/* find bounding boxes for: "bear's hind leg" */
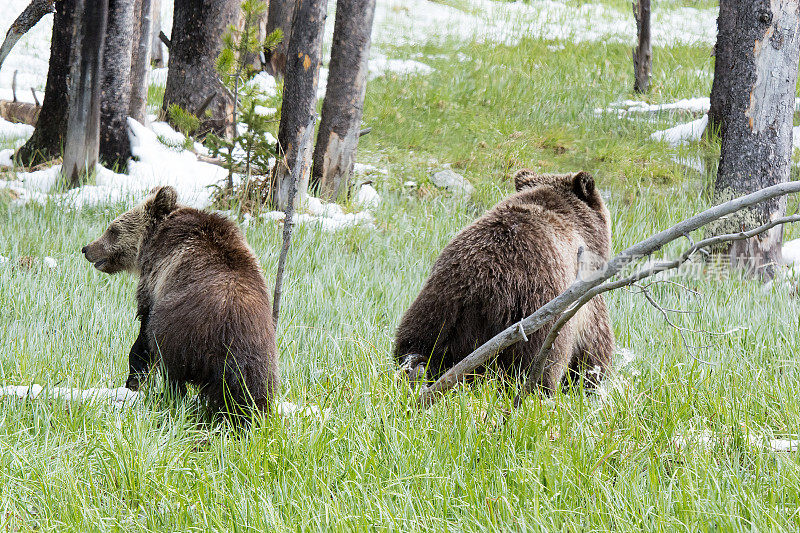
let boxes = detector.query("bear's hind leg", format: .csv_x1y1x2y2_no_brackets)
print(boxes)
570,299,614,390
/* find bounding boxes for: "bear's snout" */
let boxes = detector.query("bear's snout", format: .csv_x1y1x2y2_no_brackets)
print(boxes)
81,246,87,255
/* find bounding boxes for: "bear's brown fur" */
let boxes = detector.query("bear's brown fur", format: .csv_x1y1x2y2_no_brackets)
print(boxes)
394,170,615,391
82,186,279,414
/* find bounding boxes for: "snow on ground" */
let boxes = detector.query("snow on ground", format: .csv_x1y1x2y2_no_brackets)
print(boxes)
1,119,380,231
371,0,716,48
1,0,717,108
0,384,326,419
598,98,711,118
0,117,34,142
650,115,708,147
0,385,139,409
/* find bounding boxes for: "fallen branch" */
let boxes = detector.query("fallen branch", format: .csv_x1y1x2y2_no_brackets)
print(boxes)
417,181,800,408
0,99,40,124
272,113,317,325
0,0,55,72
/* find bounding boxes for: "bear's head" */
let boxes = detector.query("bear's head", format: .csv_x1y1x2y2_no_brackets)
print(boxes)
81,186,178,274
512,169,611,258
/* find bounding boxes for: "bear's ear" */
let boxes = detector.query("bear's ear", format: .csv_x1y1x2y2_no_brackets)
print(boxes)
149,186,178,218
571,171,595,202
514,169,540,191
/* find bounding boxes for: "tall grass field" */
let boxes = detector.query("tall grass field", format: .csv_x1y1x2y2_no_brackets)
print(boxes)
4,0,800,530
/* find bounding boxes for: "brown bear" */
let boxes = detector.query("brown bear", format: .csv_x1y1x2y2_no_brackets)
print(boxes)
394,170,615,392
82,186,279,414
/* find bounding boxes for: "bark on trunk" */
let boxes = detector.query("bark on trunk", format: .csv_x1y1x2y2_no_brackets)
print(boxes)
632,0,651,93
270,0,326,209
263,0,296,78
0,0,56,72
62,0,108,188
712,0,800,280
162,0,238,137
129,0,153,124
708,1,738,137
99,0,135,169
15,0,75,165
311,0,376,200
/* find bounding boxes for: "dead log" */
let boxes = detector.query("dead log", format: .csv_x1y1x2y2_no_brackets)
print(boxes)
417,180,800,408
0,0,55,73
0,100,40,125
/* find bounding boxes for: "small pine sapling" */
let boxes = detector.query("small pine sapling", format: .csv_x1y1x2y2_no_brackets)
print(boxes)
207,0,282,211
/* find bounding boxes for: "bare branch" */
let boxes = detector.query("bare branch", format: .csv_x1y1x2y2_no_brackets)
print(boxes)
417,181,800,408
272,113,317,325
0,0,55,73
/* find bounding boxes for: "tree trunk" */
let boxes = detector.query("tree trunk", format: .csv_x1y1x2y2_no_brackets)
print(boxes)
711,0,800,280
707,1,738,138
99,0,135,169
311,0,376,200
62,0,108,188
270,0,326,209
0,0,56,72
15,0,75,166
150,0,164,67
129,0,153,124
263,0,295,78
632,0,651,93
163,0,238,137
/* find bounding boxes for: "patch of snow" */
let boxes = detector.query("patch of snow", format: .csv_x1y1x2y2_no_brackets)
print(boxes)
615,348,637,369
42,256,57,269
149,67,169,86
0,385,140,409
0,117,35,141
431,169,474,197
355,184,381,208
0,255,8,265
3,119,228,209
276,401,329,419
0,149,13,168
673,428,800,453
354,163,388,176
650,115,708,147
250,72,279,99
369,0,716,48
368,53,434,79
254,105,277,116
598,97,710,118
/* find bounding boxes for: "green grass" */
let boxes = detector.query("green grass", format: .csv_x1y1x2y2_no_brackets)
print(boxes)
7,0,800,530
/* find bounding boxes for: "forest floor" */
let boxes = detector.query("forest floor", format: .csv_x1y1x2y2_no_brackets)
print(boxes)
5,0,800,531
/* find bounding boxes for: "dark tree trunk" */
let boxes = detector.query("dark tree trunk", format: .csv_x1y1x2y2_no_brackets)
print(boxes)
632,0,651,93
311,0,376,200
270,0,326,209
129,0,153,124
150,0,164,67
708,1,738,138
99,0,135,169
62,0,108,188
0,0,56,72
263,0,295,78
712,0,800,280
163,0,238,136
15,0,75,166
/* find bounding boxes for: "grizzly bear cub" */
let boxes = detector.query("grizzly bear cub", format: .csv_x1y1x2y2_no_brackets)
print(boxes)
82,186,279,414
394,170,615,392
